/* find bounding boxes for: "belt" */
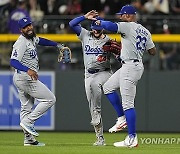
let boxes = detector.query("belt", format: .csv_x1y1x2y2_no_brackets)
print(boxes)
121,59,139,64
87,68,110,74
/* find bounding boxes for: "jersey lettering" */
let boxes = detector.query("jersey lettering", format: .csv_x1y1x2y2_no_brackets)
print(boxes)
136,35,147,52
84,45,103,55
29,50,37,59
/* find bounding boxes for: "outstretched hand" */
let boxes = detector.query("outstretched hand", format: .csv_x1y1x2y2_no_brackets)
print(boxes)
84,10,98,20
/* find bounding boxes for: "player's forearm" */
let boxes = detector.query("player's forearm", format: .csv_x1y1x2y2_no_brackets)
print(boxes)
69,16,85,26
69,16,85,35
38,37,58,46
10,59,29,72
100,21,118,33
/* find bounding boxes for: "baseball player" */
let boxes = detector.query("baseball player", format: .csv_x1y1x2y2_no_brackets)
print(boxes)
95,5,156,147
69,10,124,146
10,17,67,146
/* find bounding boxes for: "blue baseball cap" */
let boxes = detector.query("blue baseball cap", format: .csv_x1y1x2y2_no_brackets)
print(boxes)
91,17,104,30
18,17,32,29
116,5,136,15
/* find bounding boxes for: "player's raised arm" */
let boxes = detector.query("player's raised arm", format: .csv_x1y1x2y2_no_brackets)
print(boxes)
69,10,98,36
38,37,58,46
69,16,83,36
96,20,118,33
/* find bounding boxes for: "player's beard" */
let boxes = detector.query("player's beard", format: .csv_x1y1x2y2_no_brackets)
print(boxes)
23,30,36,40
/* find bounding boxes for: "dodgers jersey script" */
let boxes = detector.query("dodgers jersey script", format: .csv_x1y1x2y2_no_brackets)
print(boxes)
78,28,111,70
117,22,155,61
11,35,40,72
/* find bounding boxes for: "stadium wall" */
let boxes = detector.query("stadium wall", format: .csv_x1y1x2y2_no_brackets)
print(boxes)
0,34,179,132
55,70,180,132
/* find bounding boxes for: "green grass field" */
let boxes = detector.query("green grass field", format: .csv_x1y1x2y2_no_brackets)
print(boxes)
0,131,179,154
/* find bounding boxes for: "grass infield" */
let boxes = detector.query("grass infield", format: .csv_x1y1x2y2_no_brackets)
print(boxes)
0,131,179,154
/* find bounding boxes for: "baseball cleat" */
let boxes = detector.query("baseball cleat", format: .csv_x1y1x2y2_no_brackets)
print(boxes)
20,122,39,137
24,140,45,146
109,116,127,133
93,136,106,146
114,134,138,148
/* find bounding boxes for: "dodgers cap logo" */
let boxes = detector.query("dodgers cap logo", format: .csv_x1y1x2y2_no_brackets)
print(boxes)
91,16,104,30
18,17,32,29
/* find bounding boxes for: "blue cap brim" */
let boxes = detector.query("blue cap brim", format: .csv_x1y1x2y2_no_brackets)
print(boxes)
21,22,32,28
116,12,122,15
116,12,136,15
91,25,103,30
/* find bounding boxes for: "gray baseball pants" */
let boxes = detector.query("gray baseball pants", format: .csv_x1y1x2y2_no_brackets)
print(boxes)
103,61,144,111
85,70,112,138
13,72,56,126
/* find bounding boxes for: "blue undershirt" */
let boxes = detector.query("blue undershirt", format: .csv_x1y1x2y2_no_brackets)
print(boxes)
69,16,85,36
100,20,118,33
38,37,58,46
10,59,29,72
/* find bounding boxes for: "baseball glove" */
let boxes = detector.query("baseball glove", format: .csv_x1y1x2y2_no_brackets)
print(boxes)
57,44,71,63
102,39,121,55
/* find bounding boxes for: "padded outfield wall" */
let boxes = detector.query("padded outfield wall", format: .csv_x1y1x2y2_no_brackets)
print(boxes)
55,70,180,132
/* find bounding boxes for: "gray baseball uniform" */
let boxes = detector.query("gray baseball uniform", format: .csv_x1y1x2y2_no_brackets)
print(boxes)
11,35,56,126
79,28,112,138
103,22,155,110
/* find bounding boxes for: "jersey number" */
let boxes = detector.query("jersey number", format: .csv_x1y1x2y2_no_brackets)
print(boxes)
136,35,147,52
